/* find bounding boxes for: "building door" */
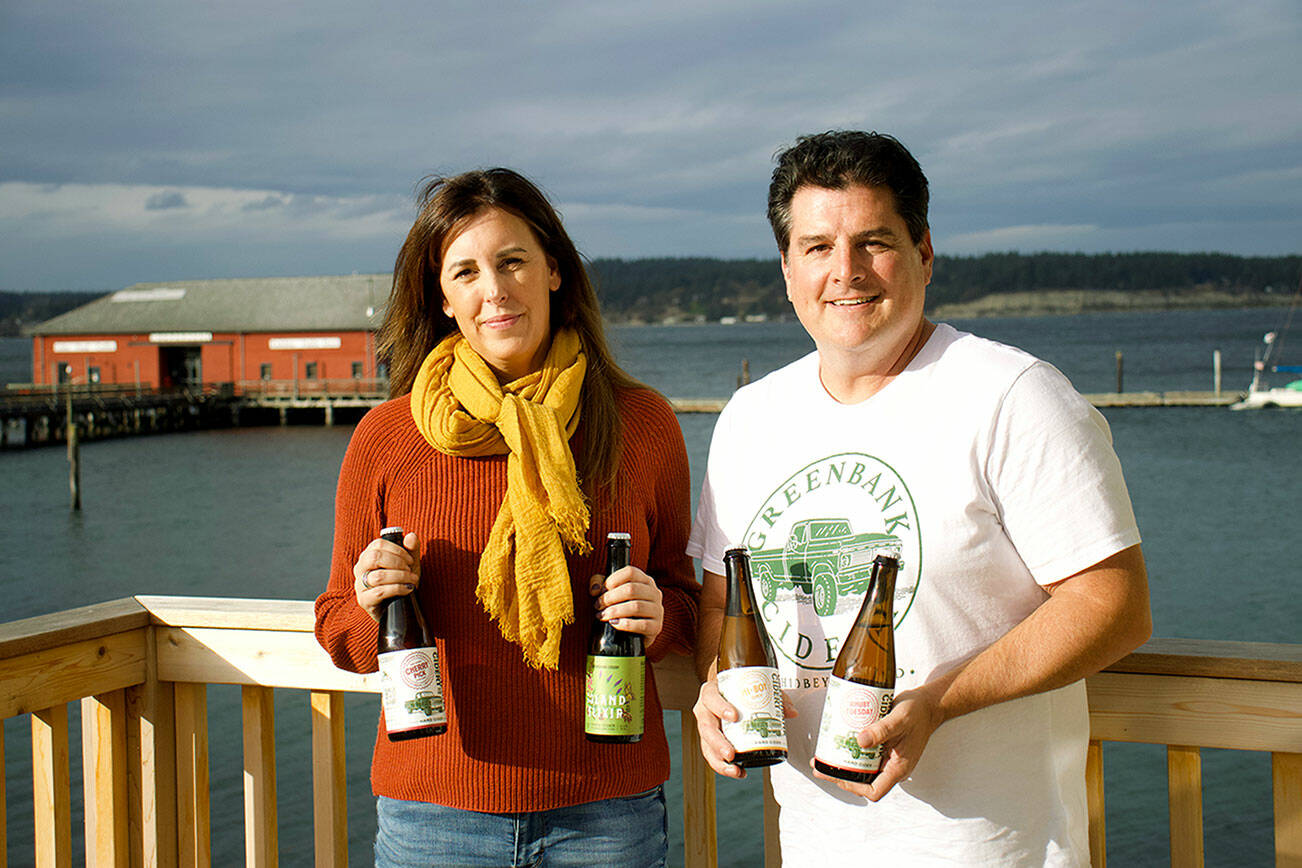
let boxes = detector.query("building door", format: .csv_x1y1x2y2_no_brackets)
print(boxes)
160,347,202,389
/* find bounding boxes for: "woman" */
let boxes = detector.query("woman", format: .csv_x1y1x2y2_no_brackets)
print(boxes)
314,168,699,867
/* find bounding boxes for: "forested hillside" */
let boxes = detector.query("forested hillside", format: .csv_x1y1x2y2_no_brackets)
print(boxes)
0,290,105,337
589,252,1300,322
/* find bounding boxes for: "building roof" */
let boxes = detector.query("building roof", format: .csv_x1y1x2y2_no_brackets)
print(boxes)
30,274,393,335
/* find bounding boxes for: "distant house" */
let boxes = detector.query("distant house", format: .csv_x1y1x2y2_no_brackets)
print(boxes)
27,274,391,389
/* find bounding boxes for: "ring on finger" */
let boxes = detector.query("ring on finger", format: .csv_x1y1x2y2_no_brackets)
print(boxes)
361,570,374,590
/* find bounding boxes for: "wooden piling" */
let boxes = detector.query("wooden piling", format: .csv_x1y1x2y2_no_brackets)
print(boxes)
66,391,81,512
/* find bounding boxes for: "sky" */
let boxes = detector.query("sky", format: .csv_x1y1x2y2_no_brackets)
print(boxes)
1,0,1299,292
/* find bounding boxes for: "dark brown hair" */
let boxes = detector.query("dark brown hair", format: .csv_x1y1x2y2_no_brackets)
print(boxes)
377,168,642,490
768,130,930,252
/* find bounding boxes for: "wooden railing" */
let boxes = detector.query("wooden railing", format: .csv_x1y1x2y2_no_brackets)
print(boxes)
0,597,1298,867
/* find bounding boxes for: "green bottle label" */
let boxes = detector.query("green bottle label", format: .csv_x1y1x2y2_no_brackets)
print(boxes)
584,654,645,736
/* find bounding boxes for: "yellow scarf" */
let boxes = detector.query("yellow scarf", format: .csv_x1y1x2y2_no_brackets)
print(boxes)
410,329,591,669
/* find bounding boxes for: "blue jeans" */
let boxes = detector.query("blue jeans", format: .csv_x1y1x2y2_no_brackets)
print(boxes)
374,787,668,867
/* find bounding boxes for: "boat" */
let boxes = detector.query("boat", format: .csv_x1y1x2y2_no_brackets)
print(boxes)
1231,332,1302,409
1232,277,1302,410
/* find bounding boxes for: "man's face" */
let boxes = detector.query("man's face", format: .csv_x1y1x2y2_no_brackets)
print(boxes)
781,183,933,368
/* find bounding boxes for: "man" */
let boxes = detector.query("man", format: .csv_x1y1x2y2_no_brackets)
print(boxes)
689,131,1151,866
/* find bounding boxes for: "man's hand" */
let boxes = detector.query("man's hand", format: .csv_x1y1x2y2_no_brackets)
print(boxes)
811,545,1150,799
693,678,749,779
694,677,798,780
811,680,946,800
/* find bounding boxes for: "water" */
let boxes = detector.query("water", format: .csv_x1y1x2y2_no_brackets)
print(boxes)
1,307,1299,865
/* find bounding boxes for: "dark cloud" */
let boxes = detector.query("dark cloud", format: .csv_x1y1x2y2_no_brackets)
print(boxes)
242,195,286,212
145,191,189,210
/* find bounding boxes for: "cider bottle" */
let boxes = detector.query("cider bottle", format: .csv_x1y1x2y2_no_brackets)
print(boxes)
585,532,645,743
813,553,898,783
716,546,787,767
376,526,447,740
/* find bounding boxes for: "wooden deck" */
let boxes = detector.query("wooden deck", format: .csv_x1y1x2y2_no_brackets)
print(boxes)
0,596,1298,867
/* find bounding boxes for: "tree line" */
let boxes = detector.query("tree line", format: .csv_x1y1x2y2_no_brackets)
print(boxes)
2,252,1297,334
588,252,1300,322
0,290,103,337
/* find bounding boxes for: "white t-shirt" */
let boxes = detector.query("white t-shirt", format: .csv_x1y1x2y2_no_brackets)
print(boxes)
688,324,1140,867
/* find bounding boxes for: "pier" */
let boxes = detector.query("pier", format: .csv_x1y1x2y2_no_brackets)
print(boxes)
0,380,388,450
670,391,1242,413
0,596,1297,866
1,383,1249,450
0,384,236,450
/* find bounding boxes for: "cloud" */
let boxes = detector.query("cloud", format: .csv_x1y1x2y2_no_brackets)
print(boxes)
0,181,410,239
944,224,1103,253
145,191,188,210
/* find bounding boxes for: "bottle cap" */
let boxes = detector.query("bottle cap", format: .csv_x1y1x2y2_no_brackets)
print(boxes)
380,526,404,543
606,532,631,541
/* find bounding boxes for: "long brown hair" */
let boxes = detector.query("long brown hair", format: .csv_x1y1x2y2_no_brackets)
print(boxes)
377,168,643,491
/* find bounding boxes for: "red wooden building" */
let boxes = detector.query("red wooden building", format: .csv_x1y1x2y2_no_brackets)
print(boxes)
28,275,391,390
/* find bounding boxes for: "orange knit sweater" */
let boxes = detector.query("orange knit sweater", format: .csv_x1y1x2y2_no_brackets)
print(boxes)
314,387,699,812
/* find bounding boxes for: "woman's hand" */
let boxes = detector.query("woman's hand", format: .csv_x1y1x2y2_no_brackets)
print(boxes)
352,531,421,622
590,565,663,645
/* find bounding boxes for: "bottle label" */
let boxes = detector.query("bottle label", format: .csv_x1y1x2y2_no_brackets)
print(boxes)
718,665,786,753
584,654,645,736
814,676,893,773
378,646,446,733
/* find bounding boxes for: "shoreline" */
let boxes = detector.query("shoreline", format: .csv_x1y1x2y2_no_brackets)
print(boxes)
929,289,1295,320
604,291,1295,327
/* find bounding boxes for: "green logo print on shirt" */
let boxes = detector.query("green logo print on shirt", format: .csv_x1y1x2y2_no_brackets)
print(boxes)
741,452,922,674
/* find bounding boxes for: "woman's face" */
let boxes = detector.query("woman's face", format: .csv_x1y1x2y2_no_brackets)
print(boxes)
439,207,560,382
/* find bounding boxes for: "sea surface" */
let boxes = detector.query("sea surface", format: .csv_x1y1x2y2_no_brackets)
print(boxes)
1,307,1299,866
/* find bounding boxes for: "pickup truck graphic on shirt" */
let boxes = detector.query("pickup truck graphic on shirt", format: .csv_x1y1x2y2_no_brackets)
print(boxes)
749,518,901,616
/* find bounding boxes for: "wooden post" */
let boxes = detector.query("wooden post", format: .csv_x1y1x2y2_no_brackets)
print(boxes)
1275,752,1302,868
128,651,179,868
33,705,73,868
1114,350,1124,394
1167,745,1205,867
66,389,81,512
737,358,751,390
1,721,7,865
678,710,717,868
174,683,211,868
1087,739,1106,868
82,691,131,867
763,770,781,868
310,692,348,868
1213,350,1222,396
241,686,278,868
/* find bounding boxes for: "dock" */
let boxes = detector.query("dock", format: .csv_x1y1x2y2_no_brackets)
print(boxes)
667,391,1242,413
0,386,1247,449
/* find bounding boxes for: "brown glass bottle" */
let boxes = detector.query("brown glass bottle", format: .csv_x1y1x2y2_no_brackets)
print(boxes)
584,532,645,743
813,554,898,783
716,546,787,768
377,526,447,740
